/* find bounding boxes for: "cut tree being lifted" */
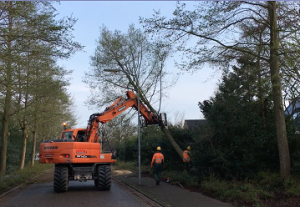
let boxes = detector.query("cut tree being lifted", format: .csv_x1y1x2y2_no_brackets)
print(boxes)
39,91,166,192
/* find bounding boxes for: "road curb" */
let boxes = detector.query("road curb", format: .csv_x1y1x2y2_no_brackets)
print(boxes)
113,176,168,207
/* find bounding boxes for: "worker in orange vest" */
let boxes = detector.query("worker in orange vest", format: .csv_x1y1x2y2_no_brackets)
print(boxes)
183,146,192,172
151,146,165,185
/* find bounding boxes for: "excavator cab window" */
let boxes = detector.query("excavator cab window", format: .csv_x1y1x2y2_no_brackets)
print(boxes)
76,130,86,142
62,132,73,140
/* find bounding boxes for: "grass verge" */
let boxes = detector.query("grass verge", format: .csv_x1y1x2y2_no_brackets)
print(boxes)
178,172,300,207
0,162,53,194
112,161,137,171
114,161,300,207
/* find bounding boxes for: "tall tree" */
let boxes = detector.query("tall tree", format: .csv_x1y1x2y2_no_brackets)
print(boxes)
141,1,300,179
198,56,277,179
84,24,184,158
0,1,18,175
268,1,290,178
0,1,82,174
28,59,75,167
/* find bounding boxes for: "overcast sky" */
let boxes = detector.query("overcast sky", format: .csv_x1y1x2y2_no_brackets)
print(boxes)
55,1,220,128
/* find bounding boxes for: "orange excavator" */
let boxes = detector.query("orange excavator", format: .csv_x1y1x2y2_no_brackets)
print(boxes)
39,91,164,192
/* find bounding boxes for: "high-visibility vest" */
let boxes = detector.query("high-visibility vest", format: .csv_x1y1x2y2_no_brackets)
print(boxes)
183,150,190,162
154,153,163,163
151,152,164,167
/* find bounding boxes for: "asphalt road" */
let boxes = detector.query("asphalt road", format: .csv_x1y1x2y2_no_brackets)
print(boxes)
0,168,233,207
0,180,147,207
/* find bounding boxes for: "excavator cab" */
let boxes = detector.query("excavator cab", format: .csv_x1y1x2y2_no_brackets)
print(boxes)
60,128,86,142
61,131,73,141
75,130,86,142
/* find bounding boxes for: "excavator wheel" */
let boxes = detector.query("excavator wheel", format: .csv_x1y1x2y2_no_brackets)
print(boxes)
54,165,68,192
96,165,111,190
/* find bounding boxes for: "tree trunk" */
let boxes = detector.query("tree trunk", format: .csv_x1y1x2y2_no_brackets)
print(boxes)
256,30,265,127
0,6,13,175
19,61,31,170
0,98,11,175
19,126,28,170
268,1,291,179
30,123,37,167
139,92,184,158
160,125,183,159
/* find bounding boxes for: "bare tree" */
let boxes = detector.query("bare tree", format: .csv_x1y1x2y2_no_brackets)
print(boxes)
85,24,184,158
101,114,136,150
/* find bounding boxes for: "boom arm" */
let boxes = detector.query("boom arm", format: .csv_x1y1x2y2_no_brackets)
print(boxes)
85,91,160,143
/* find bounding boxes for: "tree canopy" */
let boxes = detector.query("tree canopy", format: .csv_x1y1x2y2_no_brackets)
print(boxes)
0,1,83,174
85,24,185,158
140,0,300,179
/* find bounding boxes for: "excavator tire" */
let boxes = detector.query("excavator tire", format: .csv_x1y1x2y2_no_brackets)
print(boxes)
97,165,111,190
54,165,68,192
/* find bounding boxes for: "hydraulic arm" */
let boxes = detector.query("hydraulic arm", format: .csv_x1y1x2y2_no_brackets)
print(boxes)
85,91,160,143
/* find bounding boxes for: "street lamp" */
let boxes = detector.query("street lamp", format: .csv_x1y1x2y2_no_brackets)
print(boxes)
137,74,141,186
103,69,142,185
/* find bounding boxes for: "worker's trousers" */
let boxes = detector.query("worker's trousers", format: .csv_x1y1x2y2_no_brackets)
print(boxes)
153,163,163,181
184,161,192,172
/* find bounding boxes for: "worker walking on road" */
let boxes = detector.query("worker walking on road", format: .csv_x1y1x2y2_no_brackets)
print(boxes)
151,146,165,185
183,146,192,172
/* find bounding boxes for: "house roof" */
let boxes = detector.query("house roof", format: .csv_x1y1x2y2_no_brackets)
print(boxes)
183,119,207,130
